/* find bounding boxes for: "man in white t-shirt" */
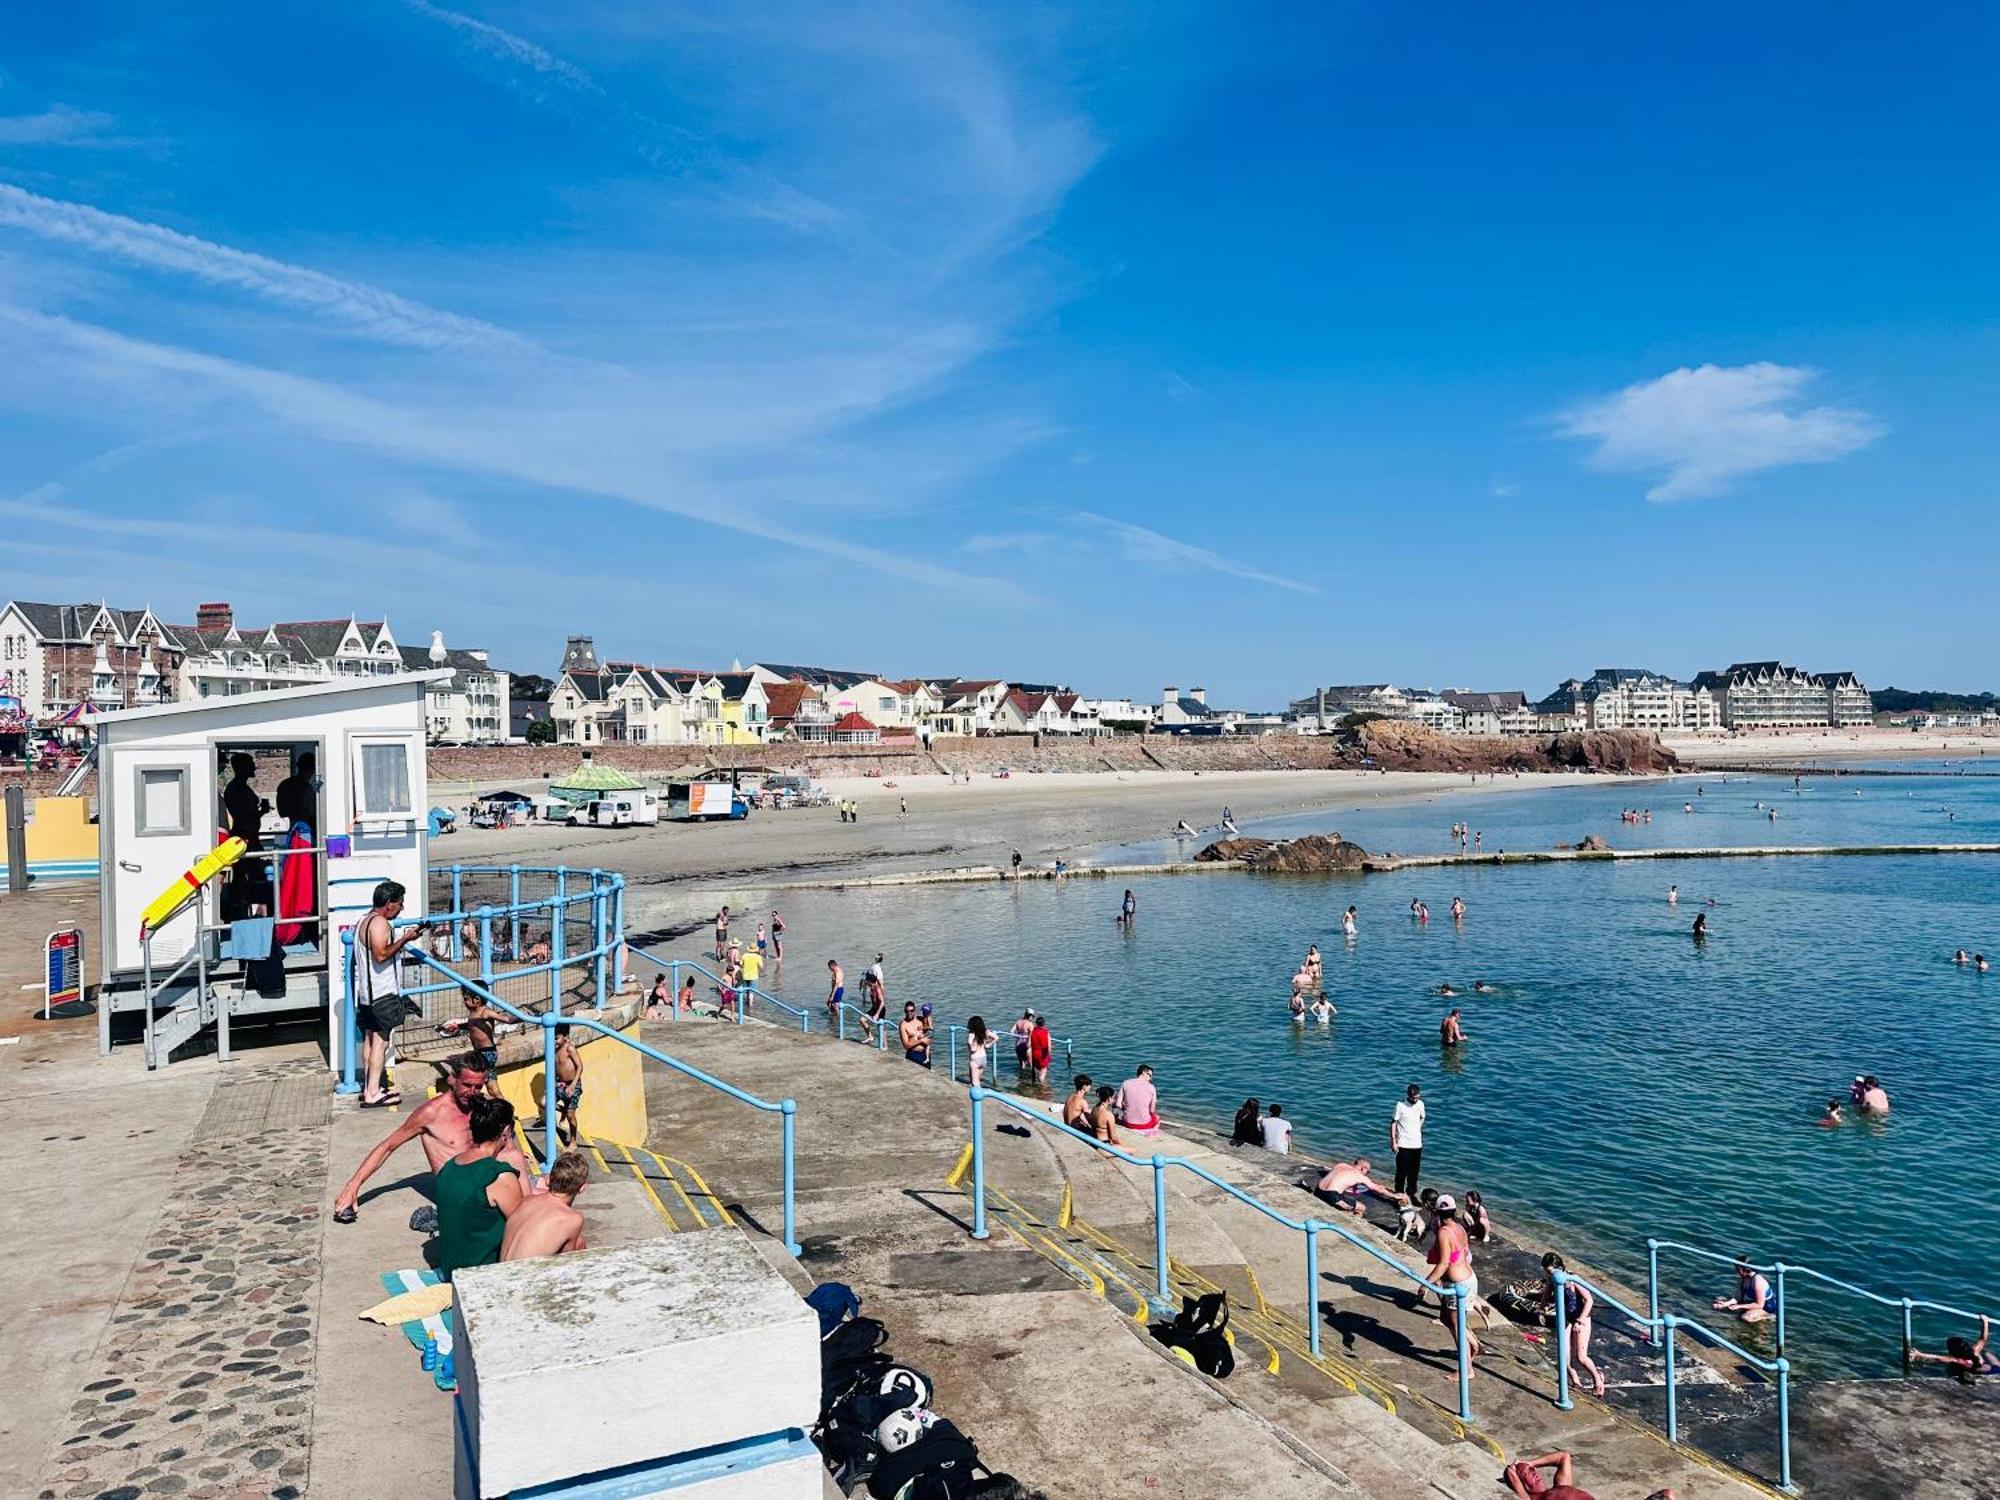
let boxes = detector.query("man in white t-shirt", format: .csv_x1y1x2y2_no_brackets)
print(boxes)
1258,1103,1292,1155
1390,1083,1426,1199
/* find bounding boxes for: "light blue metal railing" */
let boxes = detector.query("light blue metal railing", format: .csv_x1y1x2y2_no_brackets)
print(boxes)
1553,1265,1793,1490
627,950,813,1032
965,1085,1474,1422
402,948,800,1256
332,864,629,1096
1646,1236,1997,1373
943,1023,1075,1084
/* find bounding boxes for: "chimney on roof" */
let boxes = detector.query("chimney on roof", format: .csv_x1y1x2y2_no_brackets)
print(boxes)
196,602,232,632
428,629,448,665
1162,684,1178,707
1189,686,1207,706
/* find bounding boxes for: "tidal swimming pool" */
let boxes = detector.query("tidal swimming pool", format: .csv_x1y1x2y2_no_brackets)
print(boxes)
728,772,2000,1375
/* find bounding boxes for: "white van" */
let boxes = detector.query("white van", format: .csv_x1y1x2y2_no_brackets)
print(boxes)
568,790,659,827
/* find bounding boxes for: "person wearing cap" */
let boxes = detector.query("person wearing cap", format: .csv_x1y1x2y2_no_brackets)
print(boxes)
899,1001,929,1067
1426,1191,1484,1368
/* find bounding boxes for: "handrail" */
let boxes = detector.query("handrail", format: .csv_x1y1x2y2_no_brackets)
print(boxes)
942,1022,1075,1083
627,949,812,1033
1554,1266,1793,1491
403,947,800,1256
965,1085,1473,1422
1647,1235,1995,1369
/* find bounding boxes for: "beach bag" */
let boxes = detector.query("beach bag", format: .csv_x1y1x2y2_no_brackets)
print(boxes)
865,1418,987,1499
1154,1291,1235,1378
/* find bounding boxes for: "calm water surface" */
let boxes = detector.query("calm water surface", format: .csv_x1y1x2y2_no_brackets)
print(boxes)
732,768,2000,1374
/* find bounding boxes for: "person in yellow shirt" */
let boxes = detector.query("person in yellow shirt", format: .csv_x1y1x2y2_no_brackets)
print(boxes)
739,946,764,992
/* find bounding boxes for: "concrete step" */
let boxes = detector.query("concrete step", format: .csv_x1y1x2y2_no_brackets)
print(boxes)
515,1123,732,1236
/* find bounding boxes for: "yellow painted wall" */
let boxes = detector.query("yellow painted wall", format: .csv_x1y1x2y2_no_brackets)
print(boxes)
26,796,98,864
392,1015,650,1147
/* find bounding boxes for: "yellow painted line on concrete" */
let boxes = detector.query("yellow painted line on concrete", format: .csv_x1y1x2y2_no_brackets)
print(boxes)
946,1141,974,1190
660,1151,735,1229
1057,1179,1073,1229
593,1137,682,1234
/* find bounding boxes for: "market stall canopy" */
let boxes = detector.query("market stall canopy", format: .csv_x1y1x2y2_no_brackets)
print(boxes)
548,755,645,801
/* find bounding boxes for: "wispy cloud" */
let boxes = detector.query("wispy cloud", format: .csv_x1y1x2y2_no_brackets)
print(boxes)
1072,511,1317,594
0,105,128,148
1555,362,1882,502
0,182,527,353
405,1,597,92
963,530,1054,553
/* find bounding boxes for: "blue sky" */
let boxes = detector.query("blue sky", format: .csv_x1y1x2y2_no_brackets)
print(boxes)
1,3,1993,704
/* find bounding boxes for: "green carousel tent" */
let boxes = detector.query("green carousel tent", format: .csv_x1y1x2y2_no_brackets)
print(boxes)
547,755,646,803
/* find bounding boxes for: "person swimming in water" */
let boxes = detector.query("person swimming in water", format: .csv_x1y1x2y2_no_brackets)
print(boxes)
1954,950,1969,965
1440,1009,1466,1047
1342,905,1358,938
1450,896,1465,921
1692,912,1708,940
1818,1097,1844,1127
1309,994,1335,1022
1472,980,1492,994
1852,1074,1891,1114
1438,982,1458,998
1668,884,1679,905
1289,990,1307,1022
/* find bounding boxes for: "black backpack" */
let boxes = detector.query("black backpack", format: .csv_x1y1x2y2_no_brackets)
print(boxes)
866,1418,989,1499
1152,1291,1235,1378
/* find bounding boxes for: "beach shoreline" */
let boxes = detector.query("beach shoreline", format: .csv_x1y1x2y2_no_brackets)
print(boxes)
1666,727,2000,764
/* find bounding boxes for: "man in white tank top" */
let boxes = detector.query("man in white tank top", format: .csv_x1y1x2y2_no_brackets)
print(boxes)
353,880,427,1106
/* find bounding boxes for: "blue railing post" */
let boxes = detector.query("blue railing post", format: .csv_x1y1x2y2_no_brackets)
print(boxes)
1774,1262,1788,1357
837,1004,848,1043
949,1026,960,1083
450,864,464,961
669,960,679,1020
1647,1237,1662,1344
336,926,360,1094
590,869,607,1005
508,865,521,958
1663,1314,1680,1443
477,906,494,993
1454,1283,1473,1422
541,1013,559,1165
780,1098,801,1255
1304,1222,1322,1358
876,1018,887,1051
1776,1356,1794,1490
1900,1298,1914,1366
611,874,626,994
1151,1155,1170,1302
550,889,566,1013
970,1088,989,1239
1552,1269,1574,1410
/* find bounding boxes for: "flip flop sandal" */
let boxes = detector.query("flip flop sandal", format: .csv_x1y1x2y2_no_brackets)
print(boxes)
333,1206,357,1224
359,1097,398,1109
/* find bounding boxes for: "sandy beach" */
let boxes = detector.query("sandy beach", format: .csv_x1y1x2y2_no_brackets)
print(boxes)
1665,727,2000,764
437,765,1629,919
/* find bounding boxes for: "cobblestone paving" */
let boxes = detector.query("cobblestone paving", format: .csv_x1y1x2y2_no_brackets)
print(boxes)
39,1067,326,1500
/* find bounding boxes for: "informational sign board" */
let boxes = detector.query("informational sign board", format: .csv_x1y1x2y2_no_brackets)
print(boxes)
45,926,84,1018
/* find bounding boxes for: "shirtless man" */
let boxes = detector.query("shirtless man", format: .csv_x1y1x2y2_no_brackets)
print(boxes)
825,959,845,1026
898,1002,929,1067
501,1151,590,1261
1440,1008,1467,1047
1060,1074,1095,1130
331,1055,533,1223
1311,1157,1401,1216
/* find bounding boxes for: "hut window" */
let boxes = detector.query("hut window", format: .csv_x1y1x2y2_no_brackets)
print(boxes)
354,740,413,816
136,767,190,836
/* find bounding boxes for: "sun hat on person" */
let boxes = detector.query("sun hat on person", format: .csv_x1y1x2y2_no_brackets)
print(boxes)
1434,1194,1457,1212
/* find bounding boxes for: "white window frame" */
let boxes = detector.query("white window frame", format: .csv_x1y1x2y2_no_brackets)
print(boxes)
349,734,418,822
134,765,192,838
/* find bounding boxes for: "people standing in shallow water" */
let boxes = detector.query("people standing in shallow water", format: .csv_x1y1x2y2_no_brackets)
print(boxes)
1119,888,1137,925
1450,896,1465,922
1692,912,1708,941
1852,1074,1890,1114
1440,1008,1466,1047
1309,993,1335,1022
1343,905,1358,938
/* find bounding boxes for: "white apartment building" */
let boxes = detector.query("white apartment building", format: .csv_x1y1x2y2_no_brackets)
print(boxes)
1571,668,1724,734
1693,662,1873,730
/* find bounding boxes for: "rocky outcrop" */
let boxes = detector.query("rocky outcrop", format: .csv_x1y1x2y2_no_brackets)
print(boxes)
1345,720,1676,776
1195,833,1369,872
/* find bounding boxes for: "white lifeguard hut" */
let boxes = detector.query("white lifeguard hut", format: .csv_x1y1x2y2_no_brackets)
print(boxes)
94,672,448,1069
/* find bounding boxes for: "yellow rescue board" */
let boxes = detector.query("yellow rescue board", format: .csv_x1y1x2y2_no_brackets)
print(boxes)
139,836,248,937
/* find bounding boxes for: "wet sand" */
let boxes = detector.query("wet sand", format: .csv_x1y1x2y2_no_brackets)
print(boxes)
1667,728,1999,763
442,766,1630,924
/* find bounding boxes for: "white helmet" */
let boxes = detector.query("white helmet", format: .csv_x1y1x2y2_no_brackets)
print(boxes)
874,1405,929,1454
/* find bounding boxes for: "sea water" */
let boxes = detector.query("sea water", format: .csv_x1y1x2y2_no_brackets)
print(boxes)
734,767,2000,1375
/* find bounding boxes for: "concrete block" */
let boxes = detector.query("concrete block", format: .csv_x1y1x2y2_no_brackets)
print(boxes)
454,1234,818,1497
454,1429,824,1500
